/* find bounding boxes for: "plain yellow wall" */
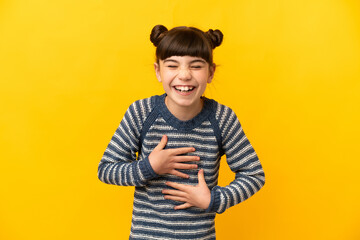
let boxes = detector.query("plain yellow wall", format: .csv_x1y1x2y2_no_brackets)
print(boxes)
1,0,359,239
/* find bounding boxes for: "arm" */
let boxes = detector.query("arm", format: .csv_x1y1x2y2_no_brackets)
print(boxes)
97,101,158,187
98,100,200,187
206,107,265,213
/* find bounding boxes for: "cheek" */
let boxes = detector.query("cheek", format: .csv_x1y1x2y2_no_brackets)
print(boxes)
197,73,211,84
161,77,172,87
162,72,175,82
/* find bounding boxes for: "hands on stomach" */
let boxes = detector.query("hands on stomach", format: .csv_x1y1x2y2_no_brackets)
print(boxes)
149,135,211,210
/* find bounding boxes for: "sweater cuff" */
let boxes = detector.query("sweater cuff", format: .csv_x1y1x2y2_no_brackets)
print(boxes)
205,186,221,213
138,156,158,181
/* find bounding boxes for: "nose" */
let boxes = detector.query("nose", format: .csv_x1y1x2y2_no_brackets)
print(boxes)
177,68,191,81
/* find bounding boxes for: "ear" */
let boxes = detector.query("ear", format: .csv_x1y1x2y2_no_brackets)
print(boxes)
154,63,162,82
207,63,216,83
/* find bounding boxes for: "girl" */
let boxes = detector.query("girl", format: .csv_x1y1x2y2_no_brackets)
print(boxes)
98,25,265,240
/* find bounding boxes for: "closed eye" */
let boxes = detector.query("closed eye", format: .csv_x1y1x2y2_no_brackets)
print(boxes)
167,65,178,68
191,65,203,69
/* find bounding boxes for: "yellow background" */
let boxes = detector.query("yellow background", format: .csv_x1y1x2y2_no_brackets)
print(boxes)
1,0,359,239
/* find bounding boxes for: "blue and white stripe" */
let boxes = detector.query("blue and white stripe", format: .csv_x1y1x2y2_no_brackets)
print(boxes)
98,94,265,239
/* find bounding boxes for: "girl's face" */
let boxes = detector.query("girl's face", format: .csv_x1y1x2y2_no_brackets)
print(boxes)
154,55,215,113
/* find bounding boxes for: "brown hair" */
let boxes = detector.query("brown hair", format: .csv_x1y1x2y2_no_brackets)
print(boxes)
150,25,223,65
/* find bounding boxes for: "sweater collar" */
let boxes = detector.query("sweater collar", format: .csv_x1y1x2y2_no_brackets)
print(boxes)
156,93,213,131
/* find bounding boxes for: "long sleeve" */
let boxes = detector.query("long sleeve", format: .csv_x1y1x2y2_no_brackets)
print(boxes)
207,105,265,213
97,99,158,187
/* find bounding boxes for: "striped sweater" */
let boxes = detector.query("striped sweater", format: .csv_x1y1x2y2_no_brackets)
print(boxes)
98,94,265,239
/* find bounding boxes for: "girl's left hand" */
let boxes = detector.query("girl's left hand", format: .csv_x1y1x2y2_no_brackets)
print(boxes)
162,169,211,210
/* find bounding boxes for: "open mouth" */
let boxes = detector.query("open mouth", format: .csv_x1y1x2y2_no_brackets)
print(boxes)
174,86,195,93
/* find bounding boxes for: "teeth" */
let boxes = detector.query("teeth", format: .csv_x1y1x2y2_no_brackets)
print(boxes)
175,86,194,92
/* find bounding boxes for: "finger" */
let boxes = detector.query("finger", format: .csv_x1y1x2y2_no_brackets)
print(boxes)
173,163,198,170
197,169,206,185
162,189,187,197
153,135,167,151
174,202,192,210
163,195,187,202
173,156,200,162
166,181,188,191
170,147,196,156
170,170,189,179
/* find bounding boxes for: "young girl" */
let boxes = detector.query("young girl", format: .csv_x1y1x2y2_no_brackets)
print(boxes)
98,25,265,240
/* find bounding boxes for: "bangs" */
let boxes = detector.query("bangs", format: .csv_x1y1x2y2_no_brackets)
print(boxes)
156,28,212,63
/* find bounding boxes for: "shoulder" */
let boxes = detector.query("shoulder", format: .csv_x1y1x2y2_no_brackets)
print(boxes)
204,98,241,152
124,95,161,123
120,95,162,135
128,95,157,113
205,98,238,125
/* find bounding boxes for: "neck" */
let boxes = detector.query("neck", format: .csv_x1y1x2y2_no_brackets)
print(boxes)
165,97,203,121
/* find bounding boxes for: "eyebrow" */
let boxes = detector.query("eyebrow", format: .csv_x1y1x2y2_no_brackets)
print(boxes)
163,59,206,64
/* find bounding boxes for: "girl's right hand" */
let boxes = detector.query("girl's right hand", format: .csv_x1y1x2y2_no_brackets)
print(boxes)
148,135,199,179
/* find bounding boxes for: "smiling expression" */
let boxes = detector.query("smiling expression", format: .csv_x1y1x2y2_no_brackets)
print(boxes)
154,56,215,117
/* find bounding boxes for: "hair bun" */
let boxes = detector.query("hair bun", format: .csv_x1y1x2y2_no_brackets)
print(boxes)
150,25,168,47
206,29,223,49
